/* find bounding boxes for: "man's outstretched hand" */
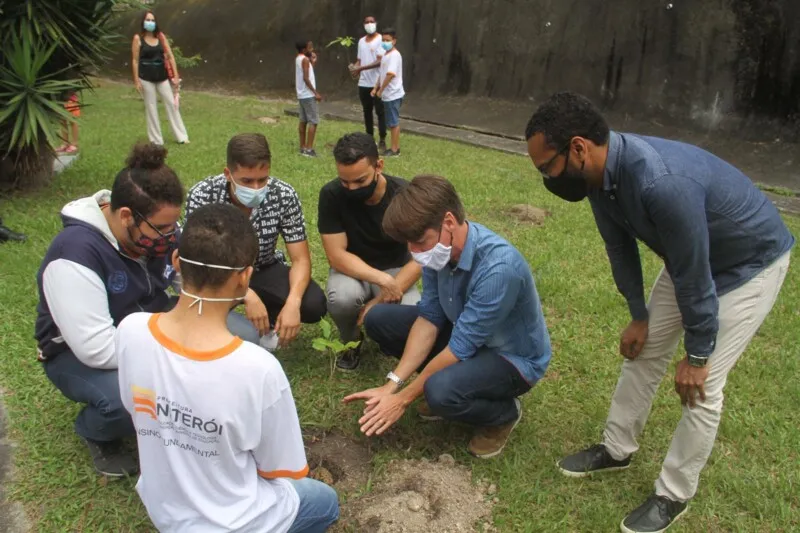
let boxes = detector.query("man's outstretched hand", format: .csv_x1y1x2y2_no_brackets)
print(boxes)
343,383,405,436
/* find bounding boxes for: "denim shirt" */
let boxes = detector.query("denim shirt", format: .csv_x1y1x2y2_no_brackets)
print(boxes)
416,222,551,383
589,131,795,358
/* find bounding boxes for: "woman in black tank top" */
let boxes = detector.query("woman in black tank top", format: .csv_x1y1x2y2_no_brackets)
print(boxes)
131,11,190,145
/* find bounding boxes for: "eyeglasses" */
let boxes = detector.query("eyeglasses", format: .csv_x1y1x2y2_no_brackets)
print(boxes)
538,139,572,179
134,211,178,238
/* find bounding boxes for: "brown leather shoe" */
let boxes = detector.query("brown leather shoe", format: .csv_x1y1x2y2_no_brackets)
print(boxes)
468,398,522,459
416,400,443,421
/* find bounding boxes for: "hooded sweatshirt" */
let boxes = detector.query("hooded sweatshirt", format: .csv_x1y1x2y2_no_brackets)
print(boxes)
35,190,177,369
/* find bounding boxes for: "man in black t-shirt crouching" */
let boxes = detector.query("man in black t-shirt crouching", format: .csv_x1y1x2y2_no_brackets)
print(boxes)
318,133,422,371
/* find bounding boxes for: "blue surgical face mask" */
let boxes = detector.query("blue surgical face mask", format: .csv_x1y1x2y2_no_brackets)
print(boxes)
381,41,394,51
232,178,269,208
143,20,156,32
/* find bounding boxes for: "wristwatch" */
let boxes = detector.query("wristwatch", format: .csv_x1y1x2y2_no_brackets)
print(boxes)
386,371,405,387
687,354,708,368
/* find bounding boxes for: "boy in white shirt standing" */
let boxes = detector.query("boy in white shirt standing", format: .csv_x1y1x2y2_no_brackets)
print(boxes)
116,203,339,533
296,40,321,157
372,28,404,157
349,16,386,152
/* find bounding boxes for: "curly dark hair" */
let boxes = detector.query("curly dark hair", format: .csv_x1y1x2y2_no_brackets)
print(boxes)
525,92,610,148
110,142,184,218
333,132,379,166
178,204,258,290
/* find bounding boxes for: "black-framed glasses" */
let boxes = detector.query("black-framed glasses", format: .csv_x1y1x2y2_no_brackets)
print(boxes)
538,139,572,179
134,210,178,238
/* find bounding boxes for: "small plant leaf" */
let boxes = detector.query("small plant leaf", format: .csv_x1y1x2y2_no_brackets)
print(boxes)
319,318,332,339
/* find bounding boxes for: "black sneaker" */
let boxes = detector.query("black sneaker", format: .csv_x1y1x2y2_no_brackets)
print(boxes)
383,149,400,157
621,494,688,533
0,224,26,243
305,149,318,158
82,437,139,477
378,139,387,152
557,443,631,478
335,334,364,372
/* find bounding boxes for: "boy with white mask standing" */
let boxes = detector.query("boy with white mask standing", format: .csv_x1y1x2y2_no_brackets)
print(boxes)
349,16,387,152
186,133,327,350
116,203,339,533
372,28,404,157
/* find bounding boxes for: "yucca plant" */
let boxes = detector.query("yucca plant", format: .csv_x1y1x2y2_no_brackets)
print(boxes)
0,0,117,189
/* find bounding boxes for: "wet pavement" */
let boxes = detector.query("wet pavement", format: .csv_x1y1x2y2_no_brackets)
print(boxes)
285,96,800,215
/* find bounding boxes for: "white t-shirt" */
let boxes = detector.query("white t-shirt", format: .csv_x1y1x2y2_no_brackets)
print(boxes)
357,34,383,88
295,54,316,99
378,49,404,102
116,312,308,533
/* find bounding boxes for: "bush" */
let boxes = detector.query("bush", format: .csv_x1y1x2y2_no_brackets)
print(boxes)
0,0,117,189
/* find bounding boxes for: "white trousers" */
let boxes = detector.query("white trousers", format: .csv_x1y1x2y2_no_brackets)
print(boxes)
603,251,791,501
140,79,188,145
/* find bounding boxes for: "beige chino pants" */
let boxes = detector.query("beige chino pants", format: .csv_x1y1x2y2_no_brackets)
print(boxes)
140,79,189,146
603,251,791,502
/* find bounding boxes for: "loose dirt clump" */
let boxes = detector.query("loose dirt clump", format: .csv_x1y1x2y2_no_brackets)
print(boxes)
304,430,372,494
256,116,280,124
508,204,550,226
341,454,495,533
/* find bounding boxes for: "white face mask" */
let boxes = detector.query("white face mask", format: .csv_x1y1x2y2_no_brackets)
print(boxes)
411,243,452,271
178,257,247,315
232,178,268,209
364,22,377,34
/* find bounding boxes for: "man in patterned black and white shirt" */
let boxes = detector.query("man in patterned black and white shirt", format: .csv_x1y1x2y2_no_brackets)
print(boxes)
186,133,326,346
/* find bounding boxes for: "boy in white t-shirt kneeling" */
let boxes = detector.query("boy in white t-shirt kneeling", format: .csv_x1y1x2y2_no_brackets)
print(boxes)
116,203,339,533
373,28,404,157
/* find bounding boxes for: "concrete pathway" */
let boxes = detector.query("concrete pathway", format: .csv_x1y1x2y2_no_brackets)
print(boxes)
0,393,29,533
284,100,800,216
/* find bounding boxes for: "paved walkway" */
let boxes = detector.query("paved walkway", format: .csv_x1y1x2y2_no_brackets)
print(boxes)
285,100,800,216
0,393,28,533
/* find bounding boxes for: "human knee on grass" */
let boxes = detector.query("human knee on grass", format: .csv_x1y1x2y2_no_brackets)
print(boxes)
185,133,325,347
35,142,184,477
343,176,551,458
115,203,338,532
319,133,423,370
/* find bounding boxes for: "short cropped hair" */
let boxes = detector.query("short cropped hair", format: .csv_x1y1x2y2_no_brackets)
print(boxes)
525,91,610,147
382,175,465,242
226,133,272,171
333,132,379,166
178,204,258,290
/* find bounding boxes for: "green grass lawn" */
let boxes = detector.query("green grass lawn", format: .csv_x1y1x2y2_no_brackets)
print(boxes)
1,81,798,532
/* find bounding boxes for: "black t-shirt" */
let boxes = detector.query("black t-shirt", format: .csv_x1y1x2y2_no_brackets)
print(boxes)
318,174,410,271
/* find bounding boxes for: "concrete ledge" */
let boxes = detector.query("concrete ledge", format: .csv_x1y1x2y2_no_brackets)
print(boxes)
284,102,800,216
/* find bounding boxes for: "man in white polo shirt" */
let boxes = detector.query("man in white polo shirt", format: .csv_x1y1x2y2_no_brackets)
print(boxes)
372,27,404,157
349,15,386,152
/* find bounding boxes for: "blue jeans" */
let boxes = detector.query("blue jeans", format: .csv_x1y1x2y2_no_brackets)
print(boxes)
43,348,134,442
364,304,532,426
287,478,339,533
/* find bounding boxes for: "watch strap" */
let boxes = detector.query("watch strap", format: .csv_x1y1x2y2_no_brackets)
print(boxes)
386,371,405,387
687,354,708,367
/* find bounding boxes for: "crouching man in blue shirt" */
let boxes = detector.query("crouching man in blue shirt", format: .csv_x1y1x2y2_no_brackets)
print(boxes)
343,175,551,458
526,92,794,533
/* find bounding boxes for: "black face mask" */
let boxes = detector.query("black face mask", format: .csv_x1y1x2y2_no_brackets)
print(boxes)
542,174,588,202
343,173,379,202
542,150,588,202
